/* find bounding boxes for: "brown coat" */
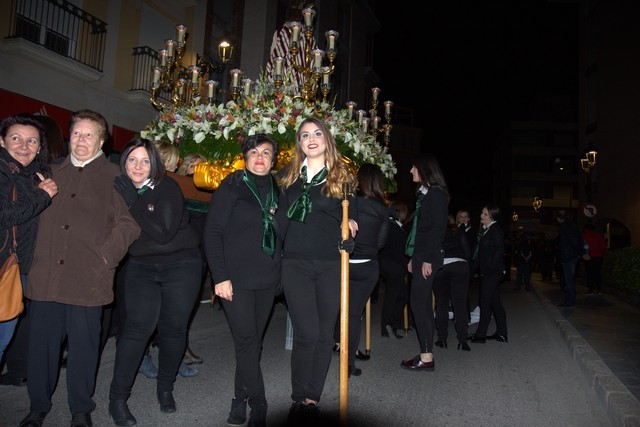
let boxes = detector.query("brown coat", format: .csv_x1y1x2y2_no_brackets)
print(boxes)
26,154,140,307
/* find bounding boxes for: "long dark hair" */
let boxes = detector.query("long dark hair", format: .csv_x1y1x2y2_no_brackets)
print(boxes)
484,203,502,223
119,138,166,184
0,113,52,175
357,162,386,203
411,153,449,198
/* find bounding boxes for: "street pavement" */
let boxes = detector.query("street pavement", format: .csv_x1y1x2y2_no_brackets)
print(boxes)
1,271,639,426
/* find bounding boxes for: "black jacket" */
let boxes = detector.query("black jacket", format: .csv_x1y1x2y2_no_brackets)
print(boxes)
0,148,52,273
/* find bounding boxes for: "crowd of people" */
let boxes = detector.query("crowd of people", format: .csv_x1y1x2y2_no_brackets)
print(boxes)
0,111,608,427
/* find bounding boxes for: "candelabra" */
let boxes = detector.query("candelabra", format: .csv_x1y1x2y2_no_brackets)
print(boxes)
345,88,394,146
269,8,339,105
150,24,233,111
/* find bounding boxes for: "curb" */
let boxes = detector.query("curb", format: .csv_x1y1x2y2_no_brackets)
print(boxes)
534,286,640,426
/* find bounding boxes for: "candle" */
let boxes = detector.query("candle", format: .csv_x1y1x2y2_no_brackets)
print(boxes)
152,67,160,84
372,116,380,130
384,100,393,115
357,110,365,125
160,49,167,67
176,25,186,43
190,66,199,84
178,79,185,96
346,102,356,120
313,49,323,70
371,87,381,101
323,72,330,84
289,22,301,44
275,57,284,76
243,78,252,96
206,80,217,98
325,30,339,50
230,69,241,87
362,117,369,133
302,8,315,26
165,39,175,58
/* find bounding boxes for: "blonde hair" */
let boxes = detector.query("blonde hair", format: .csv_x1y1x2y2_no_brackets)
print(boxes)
176,153,208,176
154,140,180,172
278,117,356,198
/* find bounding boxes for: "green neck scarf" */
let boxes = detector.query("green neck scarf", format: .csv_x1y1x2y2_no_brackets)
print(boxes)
286,165,328,223
405,191,425,257
243,170,279,256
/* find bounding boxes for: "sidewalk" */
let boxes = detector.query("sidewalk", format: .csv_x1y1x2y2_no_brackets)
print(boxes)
529,272,640,426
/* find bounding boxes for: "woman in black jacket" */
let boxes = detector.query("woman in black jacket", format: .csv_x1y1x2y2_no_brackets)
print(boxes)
401,154,449,372
204,134,284,427
469,204,508,343
343,163,389,377
0,114,57,364
108,138,202,425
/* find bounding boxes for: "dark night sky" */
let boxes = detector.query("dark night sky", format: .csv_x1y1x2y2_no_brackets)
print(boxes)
373,1,578,209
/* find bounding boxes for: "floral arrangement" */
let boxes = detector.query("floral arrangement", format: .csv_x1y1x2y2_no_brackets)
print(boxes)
141,74,397,192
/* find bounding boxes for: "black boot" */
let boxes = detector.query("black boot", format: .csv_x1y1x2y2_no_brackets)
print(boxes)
109,400,137,426
227,397,247,426
248,402,267,427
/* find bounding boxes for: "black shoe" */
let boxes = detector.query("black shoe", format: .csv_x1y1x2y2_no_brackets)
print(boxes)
381,324,390,337
457,342,471,351
400,355,435,371
487,333,508,343
70,412,93,427
332,343,340,353
227,397,247,426
157,391,176,413
287,401,306,425
19,411,48,427
109,400,137,426
355,349,370,361
0,373,27,387
247,401,267,427
384,324,404,339
348,365,362,377
434,339,447,349
468,335,486,343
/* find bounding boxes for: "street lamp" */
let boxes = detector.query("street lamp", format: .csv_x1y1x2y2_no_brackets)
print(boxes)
580,148,598,201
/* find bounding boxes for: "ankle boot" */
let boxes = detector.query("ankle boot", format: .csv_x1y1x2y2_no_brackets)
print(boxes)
109,400,137,426
227,397,247,426
138,351,158,379
248,402,267,427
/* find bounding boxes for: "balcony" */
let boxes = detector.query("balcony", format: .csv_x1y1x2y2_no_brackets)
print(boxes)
4,0,106,76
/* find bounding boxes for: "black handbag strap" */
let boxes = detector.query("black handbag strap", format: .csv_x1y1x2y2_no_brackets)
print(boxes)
10,185,17,252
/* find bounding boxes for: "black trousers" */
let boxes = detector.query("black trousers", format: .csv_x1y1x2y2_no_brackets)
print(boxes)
584,256,604,293
433,261,470,343
474,270,508,337
3,299,31,379
221,287,276,406
346,261,379,367
27,300,102,413
379,260,408,331
282,258,340,403
410,256,443,354
109,256,201,400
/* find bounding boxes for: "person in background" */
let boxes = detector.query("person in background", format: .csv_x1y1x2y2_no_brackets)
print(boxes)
204,134,284,427
433,214,471,351
582,223,606,296
176,153,207,176
277,116,357,425
513,235,533,291
379,200,410,340
35,115,67,163
0,114,58,375
401,154,449,372
21,109,140,427
469,204,508,344
340,163,389,377
108,138,202,425
455,209,474,250
556,209,584,309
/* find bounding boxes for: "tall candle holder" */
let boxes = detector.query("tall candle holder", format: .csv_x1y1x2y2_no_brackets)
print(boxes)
150,24,233,111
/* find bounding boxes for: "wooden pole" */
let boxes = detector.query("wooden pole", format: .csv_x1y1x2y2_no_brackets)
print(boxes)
339,183,350,426
365,298,371,355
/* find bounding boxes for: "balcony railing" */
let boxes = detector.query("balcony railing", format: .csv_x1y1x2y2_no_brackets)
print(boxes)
6,0,107,72
131,46,171,101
